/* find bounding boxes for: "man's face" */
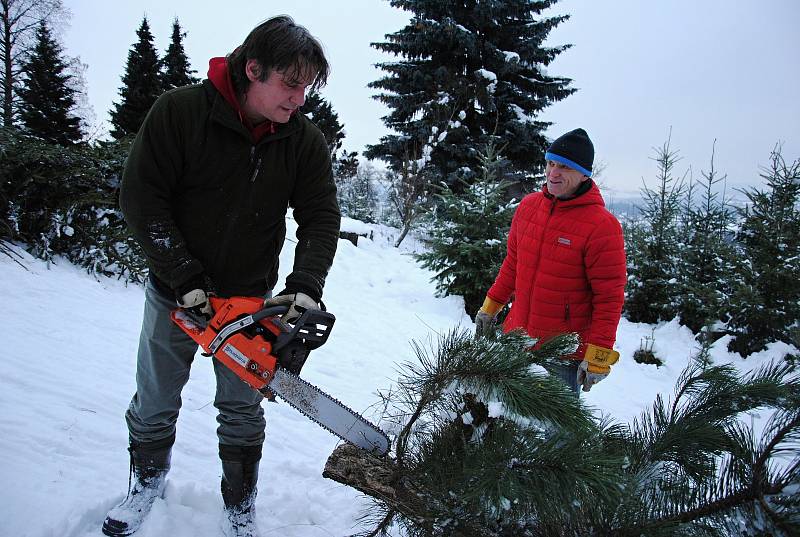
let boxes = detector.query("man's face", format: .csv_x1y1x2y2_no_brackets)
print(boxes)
546,160,589,199
243,60,312,124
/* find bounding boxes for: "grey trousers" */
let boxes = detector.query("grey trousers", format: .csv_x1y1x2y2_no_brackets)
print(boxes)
125,279,265,447
549,360,581,397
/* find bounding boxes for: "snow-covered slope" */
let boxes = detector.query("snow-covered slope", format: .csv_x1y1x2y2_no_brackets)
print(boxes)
0,217,792,536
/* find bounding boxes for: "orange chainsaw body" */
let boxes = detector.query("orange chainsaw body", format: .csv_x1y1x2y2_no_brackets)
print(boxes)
171,296,281,392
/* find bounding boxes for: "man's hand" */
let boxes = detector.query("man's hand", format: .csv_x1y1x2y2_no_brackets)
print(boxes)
474,296,504,339
263,292,319,323
576,343,620,392
177,288,213,319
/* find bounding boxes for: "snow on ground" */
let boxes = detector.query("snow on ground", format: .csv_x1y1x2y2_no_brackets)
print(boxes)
0,217,793,536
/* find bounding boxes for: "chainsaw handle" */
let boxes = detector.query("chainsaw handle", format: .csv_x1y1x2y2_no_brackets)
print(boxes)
249,298,328,321
205,302,335,356
251,305,291,322
272,308,336,353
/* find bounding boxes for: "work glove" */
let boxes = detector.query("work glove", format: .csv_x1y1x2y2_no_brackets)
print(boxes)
175,275,214,320
474,296,504,339
576,343,620,392
177,288,213,319
263,291,319,324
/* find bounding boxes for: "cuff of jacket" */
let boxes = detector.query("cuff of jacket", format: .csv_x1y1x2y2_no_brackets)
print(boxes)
174,273,214,301
278,272,322,303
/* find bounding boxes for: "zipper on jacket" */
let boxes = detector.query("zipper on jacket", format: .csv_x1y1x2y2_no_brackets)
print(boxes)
250,156,263,182
532,197,558,281
564,302,570,322
249,146,263,183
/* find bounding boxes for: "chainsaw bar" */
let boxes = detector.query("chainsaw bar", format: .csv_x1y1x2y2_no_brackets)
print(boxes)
267,367,390,455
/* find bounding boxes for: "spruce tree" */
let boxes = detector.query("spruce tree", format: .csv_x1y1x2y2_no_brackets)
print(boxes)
625,134,687,324
366,0,574,188
300,90,345,160
109,16,162,139
18,21,82,145
727,149,800,356
160,17,198,91
675,142,735,334
415,143,517,316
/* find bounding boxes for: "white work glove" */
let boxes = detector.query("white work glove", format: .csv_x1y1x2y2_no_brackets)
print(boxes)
576,343,620,392
576,360,608,392
177,288,213,319
263,292,319,323
474,310,496,338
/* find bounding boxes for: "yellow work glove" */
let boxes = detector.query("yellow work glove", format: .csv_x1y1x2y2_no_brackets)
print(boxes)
577,343,620,392
474,296,504,339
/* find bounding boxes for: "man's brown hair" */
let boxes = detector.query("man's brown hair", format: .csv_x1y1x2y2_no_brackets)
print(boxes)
228,15,329,95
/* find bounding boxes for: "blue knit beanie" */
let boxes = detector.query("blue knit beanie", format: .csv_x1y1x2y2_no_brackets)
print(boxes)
545,128,594,177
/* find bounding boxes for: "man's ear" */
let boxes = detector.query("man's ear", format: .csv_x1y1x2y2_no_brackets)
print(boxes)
245,59,262,82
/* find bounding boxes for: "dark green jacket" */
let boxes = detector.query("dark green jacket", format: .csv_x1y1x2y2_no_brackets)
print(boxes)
120,80,340,300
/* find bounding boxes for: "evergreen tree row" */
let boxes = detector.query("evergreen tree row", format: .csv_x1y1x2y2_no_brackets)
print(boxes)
625,139,800,357
0,128,144,281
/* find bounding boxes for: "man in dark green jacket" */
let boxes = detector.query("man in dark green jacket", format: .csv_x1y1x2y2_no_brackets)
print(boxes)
103,16,340,537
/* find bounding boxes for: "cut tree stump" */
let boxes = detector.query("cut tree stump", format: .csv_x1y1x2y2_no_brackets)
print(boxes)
322,444,486,535
322,443,404,502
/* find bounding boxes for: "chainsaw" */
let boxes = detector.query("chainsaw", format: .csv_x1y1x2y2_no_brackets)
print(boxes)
170,296,390,455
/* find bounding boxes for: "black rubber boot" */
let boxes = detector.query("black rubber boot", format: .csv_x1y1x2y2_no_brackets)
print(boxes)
102,435,174,536
220,444,262,537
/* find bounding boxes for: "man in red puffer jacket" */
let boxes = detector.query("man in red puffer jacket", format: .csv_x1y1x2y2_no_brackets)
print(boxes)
475,128,626,395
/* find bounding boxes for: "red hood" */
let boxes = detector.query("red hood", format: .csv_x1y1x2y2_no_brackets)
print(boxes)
207,57,275,140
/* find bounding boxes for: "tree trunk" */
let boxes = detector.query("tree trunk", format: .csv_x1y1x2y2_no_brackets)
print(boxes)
394,221,411,248
2,0,13,126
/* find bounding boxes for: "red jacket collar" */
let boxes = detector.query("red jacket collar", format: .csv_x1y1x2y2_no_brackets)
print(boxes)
207,57,276,141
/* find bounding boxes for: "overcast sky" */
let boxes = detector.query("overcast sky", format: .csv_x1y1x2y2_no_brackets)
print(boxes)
62,0,799,198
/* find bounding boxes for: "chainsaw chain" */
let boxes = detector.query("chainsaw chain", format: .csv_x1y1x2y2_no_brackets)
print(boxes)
271,368,390,454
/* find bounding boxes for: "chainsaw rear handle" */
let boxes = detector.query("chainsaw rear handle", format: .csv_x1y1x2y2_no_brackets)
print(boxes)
271,307,335,352
207,304,335,355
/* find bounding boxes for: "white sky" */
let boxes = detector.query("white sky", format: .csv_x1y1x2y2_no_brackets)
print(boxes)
62,0,799,197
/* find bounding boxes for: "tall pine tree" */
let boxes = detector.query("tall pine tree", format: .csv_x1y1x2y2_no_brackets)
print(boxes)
18,21,82,145
366,0,574,188
727,149,800,356
160,17,198,91
109,16,162,139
